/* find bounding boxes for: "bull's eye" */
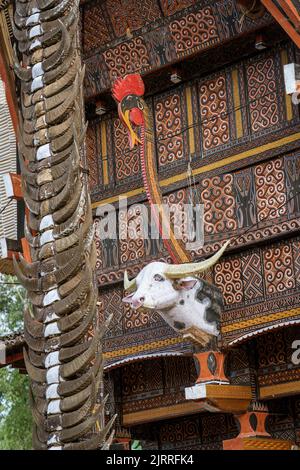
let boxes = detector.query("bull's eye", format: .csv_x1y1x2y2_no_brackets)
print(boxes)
154,274,165,282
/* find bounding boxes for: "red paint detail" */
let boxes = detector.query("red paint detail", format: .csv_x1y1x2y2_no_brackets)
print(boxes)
130,108,144,125
112,74,145,102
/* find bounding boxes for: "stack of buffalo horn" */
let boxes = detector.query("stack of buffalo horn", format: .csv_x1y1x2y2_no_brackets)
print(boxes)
13,0,115,450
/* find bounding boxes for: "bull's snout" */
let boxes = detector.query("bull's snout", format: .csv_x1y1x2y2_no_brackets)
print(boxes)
131,296,145,309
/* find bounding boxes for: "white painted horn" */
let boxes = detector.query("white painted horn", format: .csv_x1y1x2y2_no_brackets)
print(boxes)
124,270,137,291
164,240,230,279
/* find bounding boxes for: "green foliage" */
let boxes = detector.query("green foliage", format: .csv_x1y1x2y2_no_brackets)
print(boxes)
0,274,32,450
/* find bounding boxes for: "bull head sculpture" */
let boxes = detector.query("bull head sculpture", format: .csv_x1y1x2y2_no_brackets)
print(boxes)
123,241,229,337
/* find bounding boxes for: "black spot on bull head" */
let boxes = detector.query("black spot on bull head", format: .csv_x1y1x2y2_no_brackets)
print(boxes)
196,279,224,328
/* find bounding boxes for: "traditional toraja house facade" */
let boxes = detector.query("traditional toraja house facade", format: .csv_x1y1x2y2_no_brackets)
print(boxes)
0,0,300,451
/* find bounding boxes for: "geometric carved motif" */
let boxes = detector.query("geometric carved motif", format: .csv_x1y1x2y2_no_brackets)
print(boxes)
292,239,300,286
256,330,286,367
246,55,279,133
106,0,161,37
200,174,237,234
263,243,295,295
234,167,256,229
155,93,184,167
169,8,219,55
86,123,99,190
122,359,163,398
82,3,111,54
123,302,161,331
119,204,145,264
159,417,200,447
99,287,124,338
241,250,264,302
103,37,150,80
255,158,287,222
199,74,230,151
214,257,243,306
113,118,140,181
160,0,195,16
285,154,300,217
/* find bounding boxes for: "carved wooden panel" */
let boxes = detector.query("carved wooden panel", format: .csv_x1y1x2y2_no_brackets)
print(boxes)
113,118,141,182
169,7,219,56
86,123,99,191
198,73,230,151
263,243,295,295
255,158,287,222
159,0,195,16
103,37,150,80
241,250,264,302
155,93,184,167
246,54,280,133
82,2,111,54
119,204,146,265
233,167,257,229
200,174,237,234
106,0,161,38
215,256,244,306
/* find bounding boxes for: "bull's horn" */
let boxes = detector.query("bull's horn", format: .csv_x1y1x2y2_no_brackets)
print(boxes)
124,270,137,291
165,240,230,279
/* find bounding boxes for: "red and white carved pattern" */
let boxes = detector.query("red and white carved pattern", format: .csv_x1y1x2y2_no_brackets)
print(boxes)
255,158,287,222
94,217,103,271
263,244,295,295
86,124,98,189
200,174,237,234
119,204,145,264
83,3,111,53
113,118,140,181
160,0,195,16
199,74,229,150
246,56,279,132
123,302,159,331
99,288,124,337
103,37,150,80
169,8,219,54
163,189,188,242
292,239,300,286
155,94,184,167
106,0,161,38
215,258,243,305
241,251,264,301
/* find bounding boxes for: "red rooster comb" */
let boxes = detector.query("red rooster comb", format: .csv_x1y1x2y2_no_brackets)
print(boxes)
112,74,145,103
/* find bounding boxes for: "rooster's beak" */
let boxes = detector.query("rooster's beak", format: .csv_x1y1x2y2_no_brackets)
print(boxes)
120,109,141,149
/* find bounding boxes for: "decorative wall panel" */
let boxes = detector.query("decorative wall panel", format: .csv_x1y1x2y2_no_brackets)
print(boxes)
246,54,281,134
169,7,220,56
198,73,230,151
155,93,185,168
113,118,141,182
86,123,99,191
106,0,162,38
255,158,287,222
159,0,195,16
82,2,111,54
220,236,300,346
103,37,150,80
200,174,237,235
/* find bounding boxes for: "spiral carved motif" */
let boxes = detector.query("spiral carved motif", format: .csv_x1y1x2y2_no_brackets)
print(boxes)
263,244,295,294
255,158,287,222
246,56,279,132
169,8,219,54
199,75,229,150
13,0,114,450
200,174,237,234
155,94,184,167
215,258,243,305
104,37,150,80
